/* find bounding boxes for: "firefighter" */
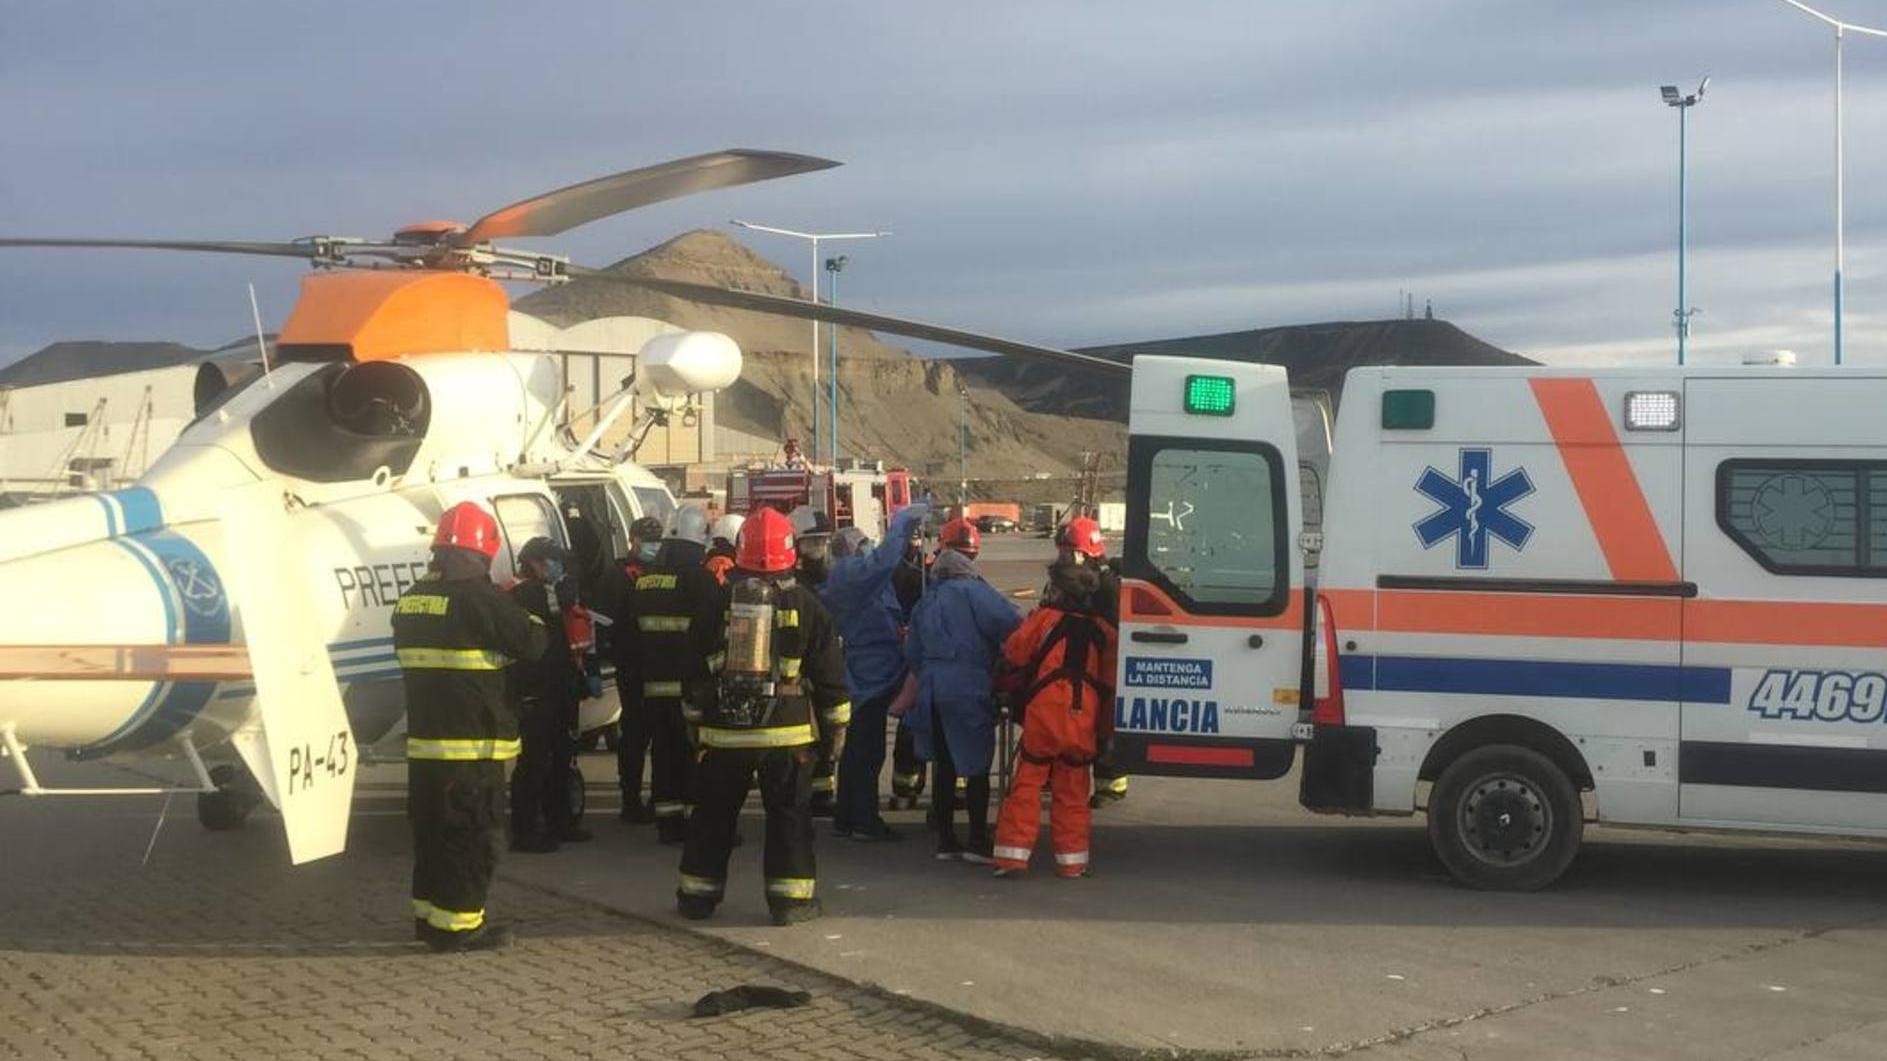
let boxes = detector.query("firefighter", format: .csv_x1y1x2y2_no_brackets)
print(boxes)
393,501,547,952
991,543,1119,878
1052,517,1130,808
821,503,929,840
678,507,849,925
903,518,1020,862
792,509,840,816
506,537,594,853
614,507,723,844
614,515,668,823
705,513,743,586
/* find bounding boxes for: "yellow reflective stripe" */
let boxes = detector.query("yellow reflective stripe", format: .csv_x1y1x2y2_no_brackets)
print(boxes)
411,899,435,919
698,724,815,749
1099,776,1129,794
706,652,726,671
652,801,687,817
407,737,522,761
637,615,690,633
679,873,724,896
395,594,450,616
396,647,509,671
682,703,703,722
425,906,484,931
643,680,684,698
779,656,802,681
821,700,852,726
775,609,800,629
637,573,679,591
766,877,816,900
810,776,835,793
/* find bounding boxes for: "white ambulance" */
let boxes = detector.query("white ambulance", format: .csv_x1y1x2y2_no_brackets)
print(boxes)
1110,356,1887,889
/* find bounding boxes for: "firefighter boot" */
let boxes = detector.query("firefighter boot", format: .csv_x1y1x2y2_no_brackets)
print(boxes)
769,898,823,926
424,922,515,954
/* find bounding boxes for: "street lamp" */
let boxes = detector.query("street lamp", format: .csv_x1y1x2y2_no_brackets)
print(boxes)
957,381,969,505
1661,76,1708,366
824,255,847,464
1775,0,1887,365
729,220,889,461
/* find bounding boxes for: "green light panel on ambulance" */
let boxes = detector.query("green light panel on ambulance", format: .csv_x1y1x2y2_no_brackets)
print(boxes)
1381,388,1435,430
1184,374,1236,416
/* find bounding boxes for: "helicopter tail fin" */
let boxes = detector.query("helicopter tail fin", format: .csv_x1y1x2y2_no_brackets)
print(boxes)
220,481,356,865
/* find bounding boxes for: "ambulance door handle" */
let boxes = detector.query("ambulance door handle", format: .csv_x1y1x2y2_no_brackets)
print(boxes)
1131,631,1189,645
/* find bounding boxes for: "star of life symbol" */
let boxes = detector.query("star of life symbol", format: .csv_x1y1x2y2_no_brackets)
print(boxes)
165,555,225,619
1414,448,1536,569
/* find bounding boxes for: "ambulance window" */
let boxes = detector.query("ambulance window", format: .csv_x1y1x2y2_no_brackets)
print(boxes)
1126,436,1288,615
1717,460,1882,576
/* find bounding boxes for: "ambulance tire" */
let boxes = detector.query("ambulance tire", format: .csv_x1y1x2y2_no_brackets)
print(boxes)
1428,745,1582,892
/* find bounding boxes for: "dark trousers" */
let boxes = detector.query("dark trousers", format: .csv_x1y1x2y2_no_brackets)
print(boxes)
410,759,506,934
510,696,575,837
931,729,990,850
649,697,694,826
891,719,927,798
616,682,653,803
834,689,896,831
679,746,817,912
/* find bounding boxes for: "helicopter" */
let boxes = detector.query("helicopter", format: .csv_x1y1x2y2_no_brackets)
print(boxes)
0,149,892,863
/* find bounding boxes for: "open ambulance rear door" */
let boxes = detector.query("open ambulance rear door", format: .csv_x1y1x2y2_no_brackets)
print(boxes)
1111,356,1306,779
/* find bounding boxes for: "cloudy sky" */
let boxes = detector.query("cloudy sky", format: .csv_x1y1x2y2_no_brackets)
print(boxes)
5,1,1887,368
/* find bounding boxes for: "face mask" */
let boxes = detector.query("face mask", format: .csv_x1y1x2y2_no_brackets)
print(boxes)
637,542,661,564
542,558,566,582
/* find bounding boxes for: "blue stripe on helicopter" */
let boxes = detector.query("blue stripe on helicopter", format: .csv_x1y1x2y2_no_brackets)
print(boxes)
78,529,230,758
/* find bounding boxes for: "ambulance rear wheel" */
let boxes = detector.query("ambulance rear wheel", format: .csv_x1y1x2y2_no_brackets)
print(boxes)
1428,745,1581,891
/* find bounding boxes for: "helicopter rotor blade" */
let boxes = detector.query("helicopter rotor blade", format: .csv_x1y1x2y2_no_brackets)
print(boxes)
0,237,320,259
457,150,841,248
566,266,1127,375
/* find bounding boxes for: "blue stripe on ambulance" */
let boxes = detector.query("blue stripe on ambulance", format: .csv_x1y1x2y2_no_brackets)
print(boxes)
1339,654,1733,704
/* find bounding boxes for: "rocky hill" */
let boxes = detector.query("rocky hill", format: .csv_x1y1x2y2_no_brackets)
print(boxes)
517,231,1125,488
958,317,1535,422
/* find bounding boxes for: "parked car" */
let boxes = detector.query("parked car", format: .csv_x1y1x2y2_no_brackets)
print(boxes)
975,514,1017,533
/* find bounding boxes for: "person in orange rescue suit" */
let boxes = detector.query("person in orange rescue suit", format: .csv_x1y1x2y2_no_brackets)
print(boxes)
505,537,595,853
991,529,1120,878
613,515,668,824
393,501,548,953
613,507,724,845
705,513,744,586
677,507,850,926
1053,517,1129,808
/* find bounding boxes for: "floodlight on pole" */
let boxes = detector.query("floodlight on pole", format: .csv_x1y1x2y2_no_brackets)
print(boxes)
1661,76,1708,366
1774,0,1887,365
729,220,889,461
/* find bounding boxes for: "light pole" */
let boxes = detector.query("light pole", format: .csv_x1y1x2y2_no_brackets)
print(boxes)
957,381,969,505
824,255,846,464
729,220,888,460
1775,1,1887,365
1661,77,1707,365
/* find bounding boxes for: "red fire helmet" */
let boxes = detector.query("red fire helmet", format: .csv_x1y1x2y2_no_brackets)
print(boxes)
735,506,798,574
433,501,502,561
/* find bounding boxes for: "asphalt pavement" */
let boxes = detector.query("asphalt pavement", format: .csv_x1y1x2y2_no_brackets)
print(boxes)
7,532,1887,1059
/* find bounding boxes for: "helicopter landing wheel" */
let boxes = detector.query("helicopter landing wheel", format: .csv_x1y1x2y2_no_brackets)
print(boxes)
196,763,261,831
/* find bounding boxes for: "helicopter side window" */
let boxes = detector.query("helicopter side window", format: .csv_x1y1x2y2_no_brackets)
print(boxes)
492,493,567,585
249,361,431,483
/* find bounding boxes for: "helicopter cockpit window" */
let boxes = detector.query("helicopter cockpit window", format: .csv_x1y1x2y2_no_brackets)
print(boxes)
249,361,431,483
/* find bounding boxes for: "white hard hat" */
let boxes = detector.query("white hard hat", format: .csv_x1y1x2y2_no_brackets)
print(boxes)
668,505,711,546
788,505,820,534
710,513,745,545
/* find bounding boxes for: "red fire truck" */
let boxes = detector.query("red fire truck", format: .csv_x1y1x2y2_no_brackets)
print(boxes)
726,439,914,538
